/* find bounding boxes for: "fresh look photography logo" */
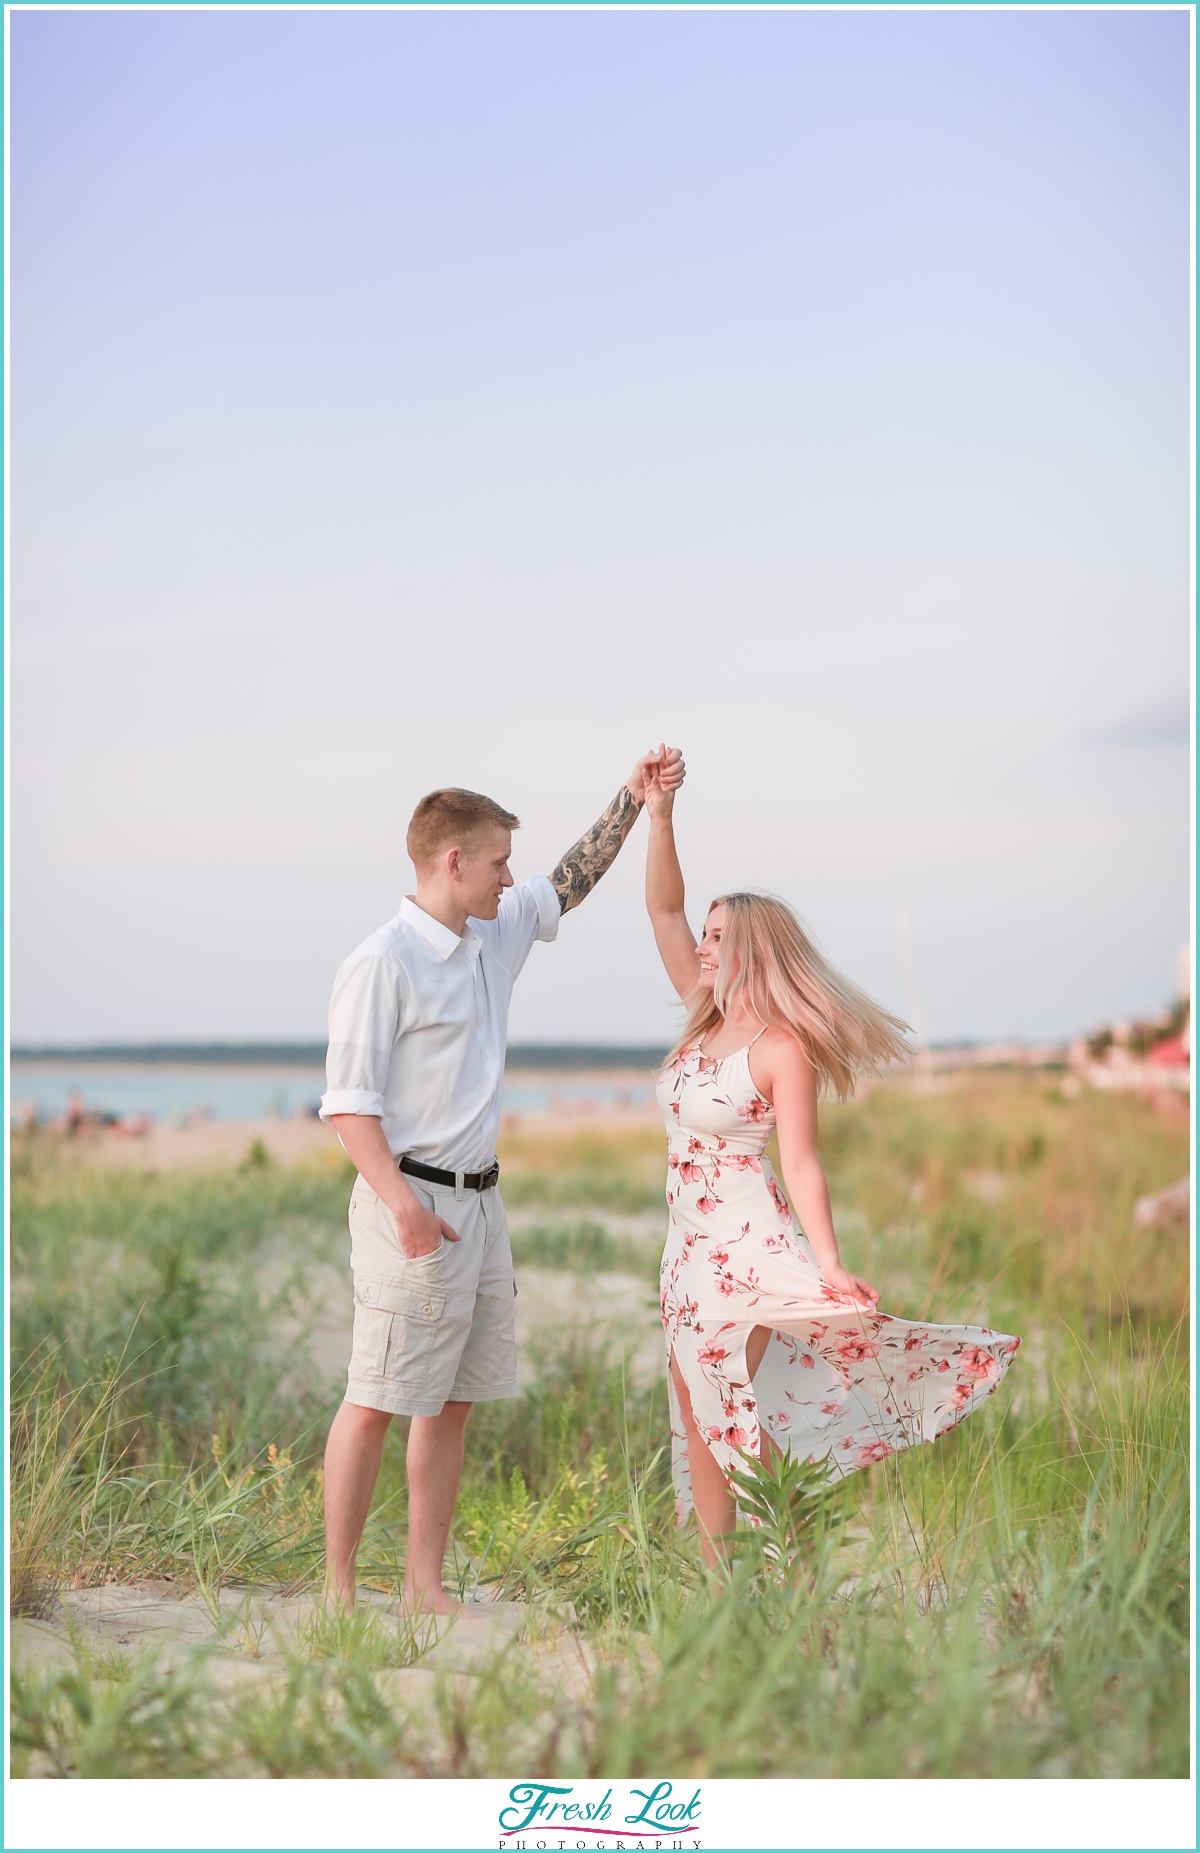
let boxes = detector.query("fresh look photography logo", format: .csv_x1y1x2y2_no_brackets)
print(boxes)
499,1781,703,1847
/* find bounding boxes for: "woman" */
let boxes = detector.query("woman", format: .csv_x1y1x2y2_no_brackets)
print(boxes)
644,767,1020,1566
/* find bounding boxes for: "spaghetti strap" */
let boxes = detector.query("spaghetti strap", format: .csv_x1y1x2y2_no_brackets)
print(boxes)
747,1025,769,1048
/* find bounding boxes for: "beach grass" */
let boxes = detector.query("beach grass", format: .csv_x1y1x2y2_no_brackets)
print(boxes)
9,1073,1190,1778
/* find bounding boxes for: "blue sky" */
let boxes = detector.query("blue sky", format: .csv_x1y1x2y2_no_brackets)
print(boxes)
10,8,1191,1045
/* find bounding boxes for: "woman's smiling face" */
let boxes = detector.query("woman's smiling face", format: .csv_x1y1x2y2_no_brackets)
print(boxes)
696,903,726,991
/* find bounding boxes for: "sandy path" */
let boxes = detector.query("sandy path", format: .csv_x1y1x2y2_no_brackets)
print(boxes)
61,1103,663,1172
57,1115,343,1172
11,1581,601,1763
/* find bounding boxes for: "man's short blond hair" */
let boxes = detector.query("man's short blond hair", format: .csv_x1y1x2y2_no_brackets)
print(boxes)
406,788,520,869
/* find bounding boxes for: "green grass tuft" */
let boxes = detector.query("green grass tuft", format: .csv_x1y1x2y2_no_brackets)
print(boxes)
10,1074,1190,1777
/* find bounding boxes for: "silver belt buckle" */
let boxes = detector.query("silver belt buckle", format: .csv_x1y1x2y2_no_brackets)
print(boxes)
455,1170,465,1202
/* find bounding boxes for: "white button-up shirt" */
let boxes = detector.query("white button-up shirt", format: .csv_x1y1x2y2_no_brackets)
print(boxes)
319,879,560,1170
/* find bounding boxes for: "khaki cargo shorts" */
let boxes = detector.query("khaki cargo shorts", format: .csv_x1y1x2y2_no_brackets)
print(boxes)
344,1173,517,1418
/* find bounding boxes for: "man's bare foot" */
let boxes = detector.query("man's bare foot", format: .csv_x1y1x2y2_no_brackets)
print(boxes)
400,1583,462,1621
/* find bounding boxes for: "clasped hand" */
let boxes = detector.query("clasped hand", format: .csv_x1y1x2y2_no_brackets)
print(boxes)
628,743,686,808
633,743,686,820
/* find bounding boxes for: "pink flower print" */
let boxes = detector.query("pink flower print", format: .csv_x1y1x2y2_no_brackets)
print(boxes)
904,1331,925,1351
679,1161,704,1185
716,1278,736,1297
856,1441,895,1467
707,1424,723,1441
936,1359,950,1373
668,1151,680,1170
687,1137,706,1155
724,1425,749,1449
737,1097,769,1123
697,1340,728,1366
808,1323,828,1340
836,1436,856,1451
724,1153,762,1173
799,1352,815,1370
767,1178,791,1221
958,1345,999,1382
667,1048,694,1073
836,1336,879,1364
670,1102,680,1118
1003,1336,1021,1353
819,1400,842,1416
666,1190,674,1206
762,1233,787,1252
710,1247,730,1267
696,1194,718,1215
950,1382,974,1408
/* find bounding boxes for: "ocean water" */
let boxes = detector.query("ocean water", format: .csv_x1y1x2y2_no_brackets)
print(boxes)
9,1061,658,1126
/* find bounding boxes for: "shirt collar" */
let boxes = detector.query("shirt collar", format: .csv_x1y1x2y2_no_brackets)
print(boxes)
399,896,467,962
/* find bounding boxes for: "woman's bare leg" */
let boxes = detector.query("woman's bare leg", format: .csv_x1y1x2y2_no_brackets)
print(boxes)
671,1328,781,1569
746,1324,772,1380
746,1325,781,1464
669,1351,738,1568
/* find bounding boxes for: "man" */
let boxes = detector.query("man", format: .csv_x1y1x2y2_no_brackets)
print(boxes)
320,746,685,1613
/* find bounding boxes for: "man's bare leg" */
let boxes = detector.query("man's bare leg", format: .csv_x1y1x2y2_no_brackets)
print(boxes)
402,1400,473,1617
324,1400,393,1609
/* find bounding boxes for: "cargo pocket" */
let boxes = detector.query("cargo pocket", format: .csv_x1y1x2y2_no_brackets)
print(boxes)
351,1277,446,1391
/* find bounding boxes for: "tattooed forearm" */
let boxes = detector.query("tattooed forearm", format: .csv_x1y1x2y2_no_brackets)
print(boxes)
550,786,643,914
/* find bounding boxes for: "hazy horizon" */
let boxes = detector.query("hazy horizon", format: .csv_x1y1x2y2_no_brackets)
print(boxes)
11,10,1191,1048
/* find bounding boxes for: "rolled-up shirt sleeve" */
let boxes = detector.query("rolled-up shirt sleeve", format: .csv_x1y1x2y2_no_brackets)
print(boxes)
485,877,561,981
528,874,561,944
319,951,405,1120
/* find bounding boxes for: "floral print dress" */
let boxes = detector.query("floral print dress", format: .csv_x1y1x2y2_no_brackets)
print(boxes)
657,1040,1021,1523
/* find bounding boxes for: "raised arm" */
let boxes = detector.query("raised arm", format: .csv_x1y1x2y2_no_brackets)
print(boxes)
644,773,702,999
550,746,684,914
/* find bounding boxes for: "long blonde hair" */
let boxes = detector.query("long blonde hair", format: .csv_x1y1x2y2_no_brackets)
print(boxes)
667,892,909,1101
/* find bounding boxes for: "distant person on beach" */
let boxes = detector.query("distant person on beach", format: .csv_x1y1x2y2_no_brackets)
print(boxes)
642,767,1021,1567
320,749,685,1614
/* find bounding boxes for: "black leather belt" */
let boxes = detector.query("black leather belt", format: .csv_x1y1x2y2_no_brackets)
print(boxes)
399,1154,500,1194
